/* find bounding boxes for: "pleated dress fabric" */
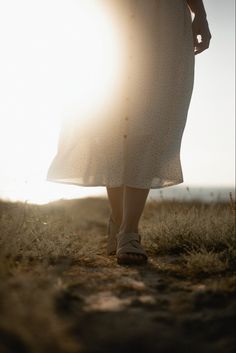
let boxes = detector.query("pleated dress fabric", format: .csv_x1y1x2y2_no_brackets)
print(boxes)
47,0,195,189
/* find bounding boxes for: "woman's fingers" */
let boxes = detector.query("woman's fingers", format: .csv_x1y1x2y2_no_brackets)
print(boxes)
194,41,208,55
192,15,212,55
194,32,212,55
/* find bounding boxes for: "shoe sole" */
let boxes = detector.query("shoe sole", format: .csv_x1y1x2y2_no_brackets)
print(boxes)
117,256,148,266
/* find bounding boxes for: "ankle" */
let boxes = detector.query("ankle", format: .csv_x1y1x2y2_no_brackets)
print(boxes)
111,214,122,227
119,225,139,234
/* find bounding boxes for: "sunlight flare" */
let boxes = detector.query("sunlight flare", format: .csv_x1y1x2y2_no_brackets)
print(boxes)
0,0,123,203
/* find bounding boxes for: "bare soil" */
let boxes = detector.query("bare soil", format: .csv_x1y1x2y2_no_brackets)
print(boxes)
0,197,235,353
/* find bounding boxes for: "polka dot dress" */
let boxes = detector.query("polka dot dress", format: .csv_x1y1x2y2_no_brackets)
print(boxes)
47,0,195,189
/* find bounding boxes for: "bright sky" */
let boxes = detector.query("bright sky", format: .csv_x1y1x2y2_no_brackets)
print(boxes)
0,0,235,204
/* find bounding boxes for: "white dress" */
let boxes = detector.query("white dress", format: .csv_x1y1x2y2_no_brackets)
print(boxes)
47,0,195,189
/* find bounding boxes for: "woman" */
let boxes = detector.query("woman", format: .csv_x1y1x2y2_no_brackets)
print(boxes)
47,0,212,266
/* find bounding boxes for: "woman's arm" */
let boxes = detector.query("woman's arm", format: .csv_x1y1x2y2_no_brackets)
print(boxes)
186,0,212,55
186,0,207,18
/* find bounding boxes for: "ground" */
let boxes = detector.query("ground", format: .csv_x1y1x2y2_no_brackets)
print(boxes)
0,194,235,353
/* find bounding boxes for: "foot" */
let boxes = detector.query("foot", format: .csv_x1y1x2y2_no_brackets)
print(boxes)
116,232,148,265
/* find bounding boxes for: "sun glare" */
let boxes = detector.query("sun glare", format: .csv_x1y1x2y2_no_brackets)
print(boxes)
0,0,123,204
60,0,123,117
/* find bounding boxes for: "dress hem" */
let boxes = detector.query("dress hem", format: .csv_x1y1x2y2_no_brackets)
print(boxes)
46,177,184,190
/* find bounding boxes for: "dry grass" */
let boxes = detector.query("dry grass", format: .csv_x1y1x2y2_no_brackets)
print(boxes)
0,194,235,353
141,197,235,276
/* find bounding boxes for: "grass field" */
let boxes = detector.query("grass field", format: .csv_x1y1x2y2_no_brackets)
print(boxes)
0,194,235,353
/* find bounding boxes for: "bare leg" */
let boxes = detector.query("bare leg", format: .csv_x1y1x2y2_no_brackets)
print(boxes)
119,185,150,261
106,185,124,227
106,185,150,262
120,186,149,233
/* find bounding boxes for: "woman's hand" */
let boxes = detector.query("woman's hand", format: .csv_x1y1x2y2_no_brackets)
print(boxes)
192,14,212,55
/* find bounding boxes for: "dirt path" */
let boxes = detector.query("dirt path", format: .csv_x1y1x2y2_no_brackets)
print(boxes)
0,197,235,353
55,252,235,353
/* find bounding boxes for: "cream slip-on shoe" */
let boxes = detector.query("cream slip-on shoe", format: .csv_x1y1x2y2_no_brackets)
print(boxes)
116,231,148,265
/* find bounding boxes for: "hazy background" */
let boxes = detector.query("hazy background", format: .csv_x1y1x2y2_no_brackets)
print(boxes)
0,0,235,204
